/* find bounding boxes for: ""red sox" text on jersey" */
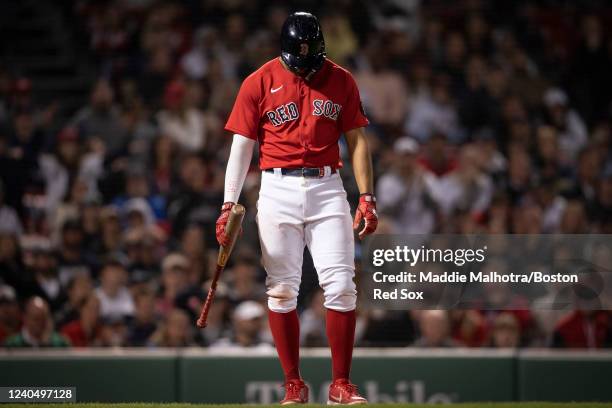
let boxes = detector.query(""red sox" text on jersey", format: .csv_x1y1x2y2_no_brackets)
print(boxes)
266,99,342,126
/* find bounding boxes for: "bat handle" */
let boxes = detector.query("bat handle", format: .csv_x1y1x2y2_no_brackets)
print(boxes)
196,264,223,328
196,287,216,328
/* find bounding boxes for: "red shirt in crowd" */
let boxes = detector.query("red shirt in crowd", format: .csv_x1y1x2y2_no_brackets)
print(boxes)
61,320,99,347
225,58,369,169
553,311,612,348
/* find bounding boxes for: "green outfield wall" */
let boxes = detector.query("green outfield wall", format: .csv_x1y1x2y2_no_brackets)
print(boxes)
0,349,611,403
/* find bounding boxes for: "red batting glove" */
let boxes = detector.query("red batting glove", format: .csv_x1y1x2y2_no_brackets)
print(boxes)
215,202,235,247
353,193,378,240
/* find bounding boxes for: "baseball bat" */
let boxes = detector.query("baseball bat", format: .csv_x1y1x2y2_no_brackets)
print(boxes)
196,204,246,328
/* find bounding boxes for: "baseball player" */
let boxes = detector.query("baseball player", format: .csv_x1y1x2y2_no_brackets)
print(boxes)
216,12,377,404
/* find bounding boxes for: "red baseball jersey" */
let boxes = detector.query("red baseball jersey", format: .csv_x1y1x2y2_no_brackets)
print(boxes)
225,58,369,169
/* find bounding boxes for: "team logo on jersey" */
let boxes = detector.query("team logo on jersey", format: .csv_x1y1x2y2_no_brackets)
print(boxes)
266,102,299,126
312,99,341,120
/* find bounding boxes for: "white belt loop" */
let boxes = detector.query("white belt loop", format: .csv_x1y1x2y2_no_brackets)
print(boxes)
273,168,282,178
324,166,331,177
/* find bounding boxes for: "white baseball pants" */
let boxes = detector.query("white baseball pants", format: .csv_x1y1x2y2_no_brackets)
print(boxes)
256,168,356,313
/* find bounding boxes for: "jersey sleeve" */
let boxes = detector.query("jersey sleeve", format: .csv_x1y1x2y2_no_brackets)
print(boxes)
225,75,261,140
339,73,369,133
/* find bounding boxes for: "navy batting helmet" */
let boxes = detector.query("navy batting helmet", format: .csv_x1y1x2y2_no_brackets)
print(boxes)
280,12,326,75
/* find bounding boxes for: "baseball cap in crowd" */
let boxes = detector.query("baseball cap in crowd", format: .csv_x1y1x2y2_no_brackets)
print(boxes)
393,137,420,155
164,81,186,109
543,87,568,107
124,198,154,225
0,284,17,304
162,253,189,271
233,301,265,321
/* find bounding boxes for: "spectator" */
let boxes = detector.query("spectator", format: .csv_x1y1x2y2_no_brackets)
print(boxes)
490,312,521,349
25,240,65,312
95,260,135,320
413,310,457,347
0,130,29,216
430,144,493,223
0,180,23,236
8,109,45,166
358,310,416,347
376,137,437,234
417,131,457,177
98,315,129,347
179,224,207,285
0,232,24,292
300,289,327,347
226,253,265,304
113,164,167,222
181,27,219,80
355,37,409,130
0,284,20,343
156,81,207,152
97,206,122,255
542,88,588,161
196,281,229,346
60,294,102,347
451,310,488,348
127,291,158,347
123,229,160,281
406,74,463,143
55,273,94,326
167,154,222,242
150,135,177,195
149,308,194,347
4,297,70,348
212,301,271,349
552,311,612,348
55,218,93,286
157,253,191,316
71,79,127,155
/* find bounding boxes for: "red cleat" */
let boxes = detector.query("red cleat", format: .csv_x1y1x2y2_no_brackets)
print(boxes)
281,379,309,405
328,379,367,405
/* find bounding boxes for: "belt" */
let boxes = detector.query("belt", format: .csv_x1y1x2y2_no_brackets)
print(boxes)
264,167,337,178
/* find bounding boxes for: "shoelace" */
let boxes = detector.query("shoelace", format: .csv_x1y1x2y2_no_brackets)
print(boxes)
285,381,303,393
344,383,358,393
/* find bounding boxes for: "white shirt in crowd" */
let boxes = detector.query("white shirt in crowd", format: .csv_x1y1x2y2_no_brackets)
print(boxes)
157,108,206,152
376,171,437,234
95,287,135,319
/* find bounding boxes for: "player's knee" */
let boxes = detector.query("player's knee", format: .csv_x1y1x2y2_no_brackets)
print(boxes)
266,282,299,313
321,273,356,311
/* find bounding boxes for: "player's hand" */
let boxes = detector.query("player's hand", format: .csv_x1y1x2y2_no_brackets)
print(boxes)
215,202,235,247
353,193,378,240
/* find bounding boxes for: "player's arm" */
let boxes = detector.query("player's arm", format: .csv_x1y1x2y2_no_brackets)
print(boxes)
345,127,377,239
216,134,255,246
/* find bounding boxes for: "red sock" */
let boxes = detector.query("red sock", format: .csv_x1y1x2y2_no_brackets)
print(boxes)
268,309,301,381
326,308,356,381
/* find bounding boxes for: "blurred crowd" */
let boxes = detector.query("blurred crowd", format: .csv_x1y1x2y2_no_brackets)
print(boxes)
1,0,612,349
